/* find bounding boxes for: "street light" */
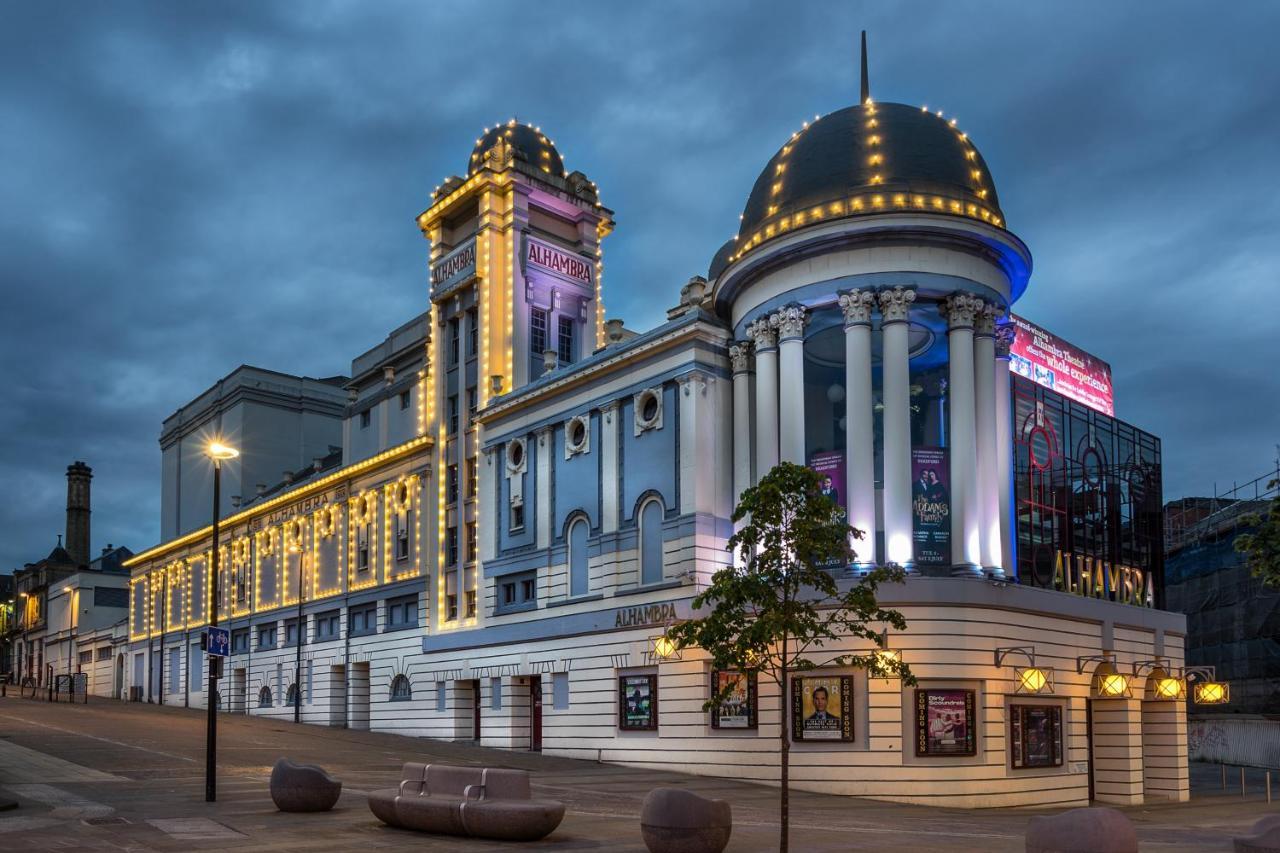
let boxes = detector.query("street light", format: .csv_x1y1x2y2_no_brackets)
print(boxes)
205,439,238,803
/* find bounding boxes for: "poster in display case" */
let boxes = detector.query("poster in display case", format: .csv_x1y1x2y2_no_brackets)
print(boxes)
915,688,977,756
1010,704,1063,768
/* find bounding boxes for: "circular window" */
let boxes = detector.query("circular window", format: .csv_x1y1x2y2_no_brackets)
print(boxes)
1029,428,1053,470
571,420,587,448
641,393,659,423
1081,448,1103,486
397,483,409,505
290,520,303,541
509,441,525,468
358,496,369,517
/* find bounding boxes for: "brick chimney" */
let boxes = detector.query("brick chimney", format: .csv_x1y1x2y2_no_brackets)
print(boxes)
65,461,92,567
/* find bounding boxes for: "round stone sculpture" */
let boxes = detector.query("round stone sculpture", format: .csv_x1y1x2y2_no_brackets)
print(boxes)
1024,806,1137,853
269,757,342,812
640,787,731,853
1234,814,1280,853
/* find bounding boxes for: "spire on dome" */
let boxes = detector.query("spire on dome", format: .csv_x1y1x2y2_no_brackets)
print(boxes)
860,30,870,104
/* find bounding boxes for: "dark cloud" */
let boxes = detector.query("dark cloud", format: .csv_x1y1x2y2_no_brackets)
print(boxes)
3,1,1277,569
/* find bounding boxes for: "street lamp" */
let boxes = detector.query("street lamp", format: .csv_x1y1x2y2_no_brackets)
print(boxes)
205,439,238,803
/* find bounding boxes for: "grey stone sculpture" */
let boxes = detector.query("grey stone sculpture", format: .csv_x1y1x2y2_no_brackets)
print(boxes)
640,787,732,853
269,757,342,812
1025,807,1138,853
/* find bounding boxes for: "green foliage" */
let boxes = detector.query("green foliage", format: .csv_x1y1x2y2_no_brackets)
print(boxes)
1236,482,1280,588
668,461,915,707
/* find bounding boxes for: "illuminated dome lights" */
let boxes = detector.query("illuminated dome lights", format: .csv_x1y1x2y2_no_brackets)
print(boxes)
467,118,565,179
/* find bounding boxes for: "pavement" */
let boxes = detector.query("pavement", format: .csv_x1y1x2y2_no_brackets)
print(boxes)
0,694,1274,851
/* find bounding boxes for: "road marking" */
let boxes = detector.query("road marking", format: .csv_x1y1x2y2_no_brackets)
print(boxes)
0,740,124,783
0,712,196,763
1,784,115,822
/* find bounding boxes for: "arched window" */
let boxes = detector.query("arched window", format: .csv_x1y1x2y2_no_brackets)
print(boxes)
390,674,412,702
639,498,664,585
258,686,273,708
286,683,300,708
569,517,589,597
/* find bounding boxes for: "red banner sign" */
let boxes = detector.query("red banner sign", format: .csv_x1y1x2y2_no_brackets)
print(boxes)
1008,314,1114,416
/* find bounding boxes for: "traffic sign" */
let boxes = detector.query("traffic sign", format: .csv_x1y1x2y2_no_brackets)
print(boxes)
206,626,230,657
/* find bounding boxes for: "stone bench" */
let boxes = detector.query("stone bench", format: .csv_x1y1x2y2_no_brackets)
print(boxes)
1235,814,1280,853
640,787,732,853
269,758,342,812
1025,807,1137,853
368,762,564,842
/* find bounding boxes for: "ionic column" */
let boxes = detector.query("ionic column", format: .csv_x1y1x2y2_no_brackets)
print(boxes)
774,305,808,465
879,286,916,568
995,322,1015,576
838,290,877,568
730,342,755,509
943,292,984,576
748,318,779,480
974,302,1003,576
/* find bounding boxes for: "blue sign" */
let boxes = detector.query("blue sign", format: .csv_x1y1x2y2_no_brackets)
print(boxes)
206,626,230,657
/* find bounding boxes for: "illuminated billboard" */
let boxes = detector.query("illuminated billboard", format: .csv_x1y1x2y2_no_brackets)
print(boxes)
1007,314,1114,416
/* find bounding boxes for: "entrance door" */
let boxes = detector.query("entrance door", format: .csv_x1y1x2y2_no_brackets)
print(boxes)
349,662,370,731
1085,699,1096,801
530,676,543,752
150,650,161,701
329,665,347,727
232,668,247,713
470,679,481,741
114,654,124,700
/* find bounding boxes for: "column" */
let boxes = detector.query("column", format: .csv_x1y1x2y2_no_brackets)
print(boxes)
1091,699,1145,805
730,343,754,510
748,318,778,480
774,305,808,464
838,290,877,568
994,322,1015,577
943,292,983,575
534,426,553,550
1141,699,1190,802
600,401,620,534
878,287,916,568
974,302,1002,576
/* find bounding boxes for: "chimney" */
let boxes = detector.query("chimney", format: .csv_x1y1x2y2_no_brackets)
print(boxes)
256,483,267,496
65,461,92,567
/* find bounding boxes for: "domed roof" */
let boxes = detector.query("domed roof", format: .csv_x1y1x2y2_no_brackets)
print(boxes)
719,101,1005,275
469,120,565,178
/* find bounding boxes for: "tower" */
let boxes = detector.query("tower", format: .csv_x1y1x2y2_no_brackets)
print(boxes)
65,460,92,567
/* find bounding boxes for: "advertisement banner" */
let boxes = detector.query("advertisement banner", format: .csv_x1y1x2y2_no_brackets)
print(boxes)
915,688,977,756
911,447,950,566
791,675,854,742
808,451,845,510
1008,314,1114,416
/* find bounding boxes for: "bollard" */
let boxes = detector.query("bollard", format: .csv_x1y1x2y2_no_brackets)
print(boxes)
1223,764,1228,791
1268,771,1273,804
1242,766,1246,799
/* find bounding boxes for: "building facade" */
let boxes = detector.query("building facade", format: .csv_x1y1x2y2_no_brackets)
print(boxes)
122,65,1189,808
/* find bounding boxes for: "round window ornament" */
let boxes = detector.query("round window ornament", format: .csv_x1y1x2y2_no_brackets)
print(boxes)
634,388,663,435
506,438,527,474
565,415,590,458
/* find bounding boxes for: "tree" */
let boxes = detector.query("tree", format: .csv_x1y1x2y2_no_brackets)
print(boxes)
1236,480,1280,587
666,462,914,853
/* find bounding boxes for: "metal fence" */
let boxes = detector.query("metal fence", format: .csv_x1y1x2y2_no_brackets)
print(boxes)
1189,716,1280,768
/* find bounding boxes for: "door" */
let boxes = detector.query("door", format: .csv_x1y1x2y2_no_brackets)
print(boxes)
329,665,347,728
150,650,161,701
1085,699,1096,801
114,654,124,700
232,668,247,713
470,679,481,741
349,662,370,731
530,676,543,752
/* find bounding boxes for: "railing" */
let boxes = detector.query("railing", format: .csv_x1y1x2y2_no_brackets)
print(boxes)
1166,464,1280,553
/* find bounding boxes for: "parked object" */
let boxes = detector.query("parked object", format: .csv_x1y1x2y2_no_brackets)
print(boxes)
1025,807,1137,853
1235,814,1280,853
269,758,342,812
640,787,732,853
368,763,564,841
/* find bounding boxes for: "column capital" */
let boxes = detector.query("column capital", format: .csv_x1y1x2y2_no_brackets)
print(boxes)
729,342,754,374
772,304,808,341
878,286,916,324
746,317,778,350
995,320,1016,358
678,370,712,396
974,302,1001,337
838,289,876,327
600,399,621,423
942,292,986,330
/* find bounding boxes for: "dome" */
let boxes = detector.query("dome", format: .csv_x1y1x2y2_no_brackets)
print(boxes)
719,101,1005,276
468,120,565,178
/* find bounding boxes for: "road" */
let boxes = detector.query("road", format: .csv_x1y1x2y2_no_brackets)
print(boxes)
0,694,1271,851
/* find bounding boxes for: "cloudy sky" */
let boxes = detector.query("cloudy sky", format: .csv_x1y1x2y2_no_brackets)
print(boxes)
3,2,1278,570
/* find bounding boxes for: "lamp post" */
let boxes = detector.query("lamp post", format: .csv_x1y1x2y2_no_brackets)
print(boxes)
293,527,305,724
205,440,238,803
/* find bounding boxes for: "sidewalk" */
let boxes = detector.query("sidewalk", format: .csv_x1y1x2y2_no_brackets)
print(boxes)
0,694,1271,850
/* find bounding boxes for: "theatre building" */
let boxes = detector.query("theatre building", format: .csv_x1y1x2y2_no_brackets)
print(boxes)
122,56,1191,808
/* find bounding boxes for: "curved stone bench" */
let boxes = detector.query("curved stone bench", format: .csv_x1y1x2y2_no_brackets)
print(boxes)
1235,814,1280,853
269,758,342,812
640,787,732,853
1025,806,1137,853
368,763,564,842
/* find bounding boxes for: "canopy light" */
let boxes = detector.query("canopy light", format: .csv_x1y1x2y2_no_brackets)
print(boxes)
1154,677,1186,700
1193,681,1229,705
651,634,678,661
996,647,1054,695
1078,654,1130,699
1135,662,1186,702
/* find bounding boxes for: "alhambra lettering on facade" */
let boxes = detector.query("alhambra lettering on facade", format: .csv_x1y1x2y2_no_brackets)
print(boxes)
256,490,343,530
614,603,677,629
1052,551,1155,608
527,239,592,285
430,240,476,288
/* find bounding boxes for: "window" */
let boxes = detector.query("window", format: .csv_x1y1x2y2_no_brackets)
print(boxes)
511,503,525,530
94,587,127,608
386,594,418,630
348,603,377,637
465,522,477,563
446,594,458,621
356,524,371,572
465,590,477,618
447,527,459,566
490,677,503,710
552,672,570,710
286,683,300,708
396,510,412,561
390,673,412,702
496,570,537,613
448,395,459,433
360,409,371,429
467,387,478,419
315,610,340,640
530,307,548,356
465,458,477,498
399,389,411,410
569,517,589,597
232,629,249,654
467,308,478,357
96,646,111,661
78,650,93,665
557,315,575,364
449,317,460,365
640,498,664,585
258,686,273,708
189,643,202,690
258,623,277,650
284,618,300,647
446,465,459,503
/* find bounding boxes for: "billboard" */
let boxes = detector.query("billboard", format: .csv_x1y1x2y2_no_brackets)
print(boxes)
1008,314,1114,416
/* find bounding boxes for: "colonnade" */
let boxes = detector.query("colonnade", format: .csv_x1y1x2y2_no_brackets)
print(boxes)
728,287,1013,576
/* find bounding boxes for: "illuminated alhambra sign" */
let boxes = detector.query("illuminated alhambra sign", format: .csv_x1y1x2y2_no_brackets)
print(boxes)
526,237,592,285
430,238,477,295
614,602,677,628
1052,551,1154,608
